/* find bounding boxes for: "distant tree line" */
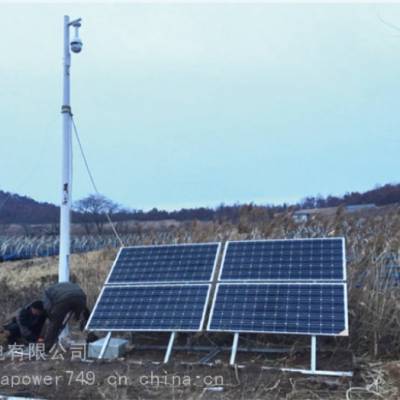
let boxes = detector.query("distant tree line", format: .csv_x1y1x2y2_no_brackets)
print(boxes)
299,183,400,209
0,191,59,225
1,183,400,226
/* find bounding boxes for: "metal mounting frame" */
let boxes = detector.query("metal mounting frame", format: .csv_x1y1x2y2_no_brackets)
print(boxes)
88,238,352,373
263,335,353,377
98,332,112,359
229,333,240,365
163,332,177,364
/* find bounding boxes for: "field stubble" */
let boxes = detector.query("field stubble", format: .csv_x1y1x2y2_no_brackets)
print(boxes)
0,208,399,399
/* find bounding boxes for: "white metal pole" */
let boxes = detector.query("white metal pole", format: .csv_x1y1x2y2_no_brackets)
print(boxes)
229,333,239,365
163,332,176,364
311,336,317,372
99,332,112,359
59,15,72,283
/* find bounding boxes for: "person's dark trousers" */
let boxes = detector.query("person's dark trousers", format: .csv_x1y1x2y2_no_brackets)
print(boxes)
44,297,86,352
3,321,21,344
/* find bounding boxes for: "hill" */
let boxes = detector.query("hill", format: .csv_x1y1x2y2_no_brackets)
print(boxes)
300,183,400,209
1,182,400,225
0,190,59,224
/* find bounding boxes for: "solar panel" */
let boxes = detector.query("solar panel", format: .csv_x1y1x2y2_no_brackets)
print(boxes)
106,243,221,284
219,238,345,282
86,284,211,332
207,283,348,336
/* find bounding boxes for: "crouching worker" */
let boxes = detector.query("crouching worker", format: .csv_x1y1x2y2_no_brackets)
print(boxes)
2,300,47,345
43,282,90,352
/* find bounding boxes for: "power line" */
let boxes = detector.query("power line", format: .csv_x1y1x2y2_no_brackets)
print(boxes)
377,11,400,34
71,115,125,247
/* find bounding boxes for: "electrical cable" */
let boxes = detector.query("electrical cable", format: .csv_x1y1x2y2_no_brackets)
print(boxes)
71,115,125,247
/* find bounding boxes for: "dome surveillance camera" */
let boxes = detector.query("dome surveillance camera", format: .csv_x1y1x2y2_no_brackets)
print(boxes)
70,37,83,53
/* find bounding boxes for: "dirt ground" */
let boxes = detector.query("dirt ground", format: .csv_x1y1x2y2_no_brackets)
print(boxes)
0,342,397,400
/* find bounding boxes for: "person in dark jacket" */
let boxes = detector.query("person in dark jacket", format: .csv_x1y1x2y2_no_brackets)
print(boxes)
43,282,90,352
2,300,47,344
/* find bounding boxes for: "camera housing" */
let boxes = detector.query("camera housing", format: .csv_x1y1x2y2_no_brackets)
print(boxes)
70,37,83,53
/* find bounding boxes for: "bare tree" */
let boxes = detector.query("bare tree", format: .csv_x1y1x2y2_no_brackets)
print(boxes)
73,194,121,234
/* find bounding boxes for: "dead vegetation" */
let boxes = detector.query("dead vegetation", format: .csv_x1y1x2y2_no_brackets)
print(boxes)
0,207,400,398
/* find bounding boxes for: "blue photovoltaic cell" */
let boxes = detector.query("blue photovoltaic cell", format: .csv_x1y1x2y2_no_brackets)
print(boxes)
107,243,220,284
220,239,344,281
208,283,347,336
87,284,210,331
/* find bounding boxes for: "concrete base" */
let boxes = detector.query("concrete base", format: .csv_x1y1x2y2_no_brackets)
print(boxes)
88,337,128,359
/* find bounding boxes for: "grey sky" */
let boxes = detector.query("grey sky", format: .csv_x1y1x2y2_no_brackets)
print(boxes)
1,3,400,210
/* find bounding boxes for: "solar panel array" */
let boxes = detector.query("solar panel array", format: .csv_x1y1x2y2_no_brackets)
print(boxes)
87,238,348,338
87,243,221,332
107,243,220,284
220,239,344,281
88,284,210,331
208,238,348,337
208,283,346,335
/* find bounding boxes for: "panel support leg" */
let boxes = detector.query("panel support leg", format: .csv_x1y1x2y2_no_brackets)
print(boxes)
98,332,112,360
230,333,239,366
163,332,176,364
59,311,72,342
311,336,317,373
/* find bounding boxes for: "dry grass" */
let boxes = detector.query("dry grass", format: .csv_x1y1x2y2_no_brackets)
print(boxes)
0,249,116,318
1,208,400,399
0,206,400,360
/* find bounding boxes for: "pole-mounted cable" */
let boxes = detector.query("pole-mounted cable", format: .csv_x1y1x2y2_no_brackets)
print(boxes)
71,116,125,247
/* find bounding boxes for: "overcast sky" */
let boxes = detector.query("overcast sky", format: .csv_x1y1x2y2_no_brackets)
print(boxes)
1,3,400,210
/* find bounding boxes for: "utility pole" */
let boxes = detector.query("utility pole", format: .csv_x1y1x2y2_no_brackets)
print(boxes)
59,15,83,283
